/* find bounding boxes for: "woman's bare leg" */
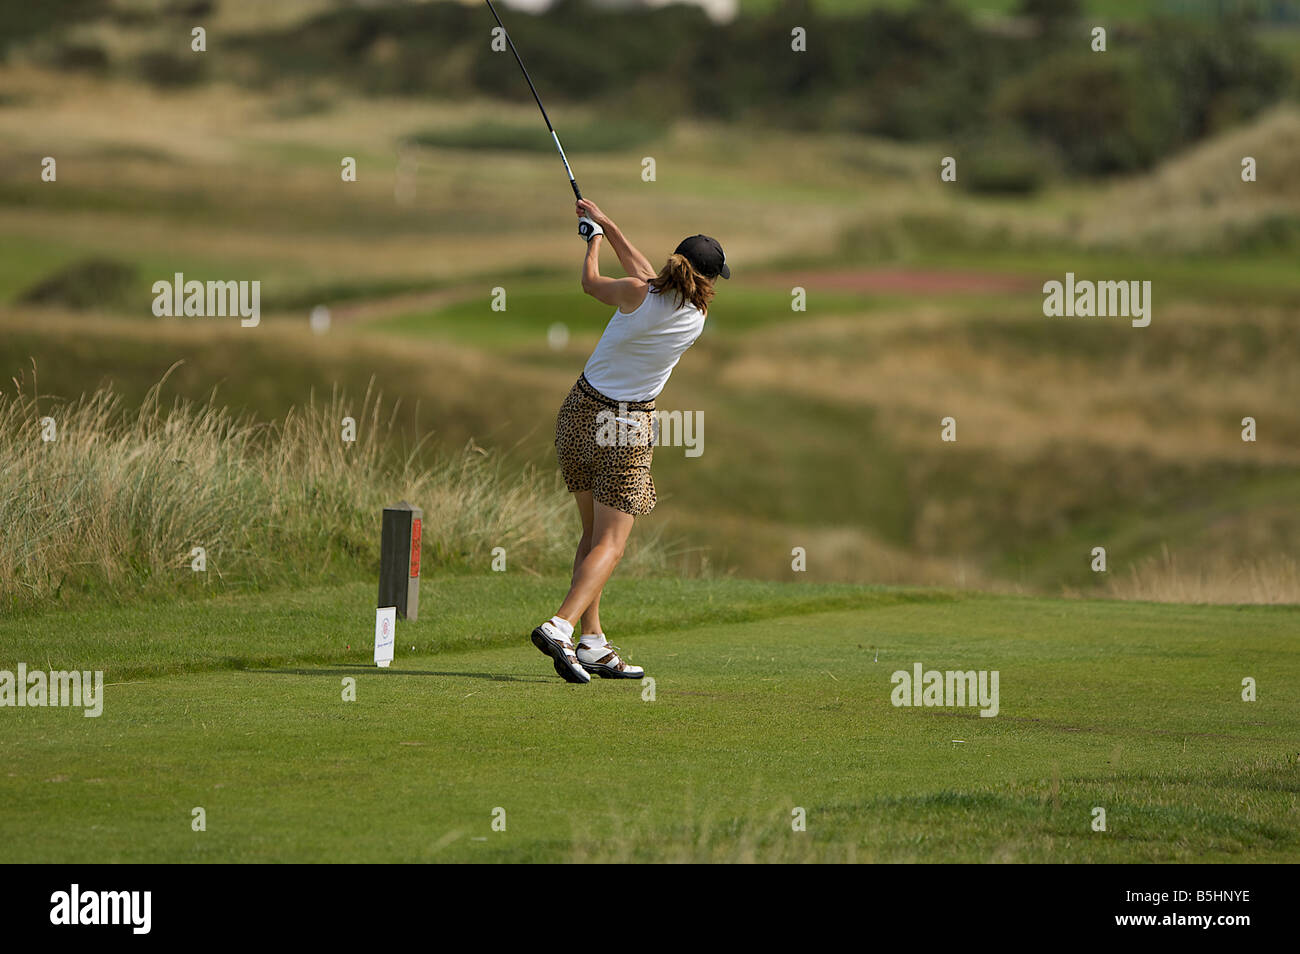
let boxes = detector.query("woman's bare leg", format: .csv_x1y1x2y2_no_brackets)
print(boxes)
568,492,604,635
556,500,634,626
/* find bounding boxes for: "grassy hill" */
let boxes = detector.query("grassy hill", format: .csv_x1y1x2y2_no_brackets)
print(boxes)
2,94,1298,601
1,19,1298,603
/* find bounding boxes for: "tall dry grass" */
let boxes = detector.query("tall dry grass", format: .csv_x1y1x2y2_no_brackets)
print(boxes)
1101,545,1300,606
0,367,661,612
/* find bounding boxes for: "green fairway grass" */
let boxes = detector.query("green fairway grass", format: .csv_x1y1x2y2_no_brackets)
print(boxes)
368,284,886,347
2,578,1296,863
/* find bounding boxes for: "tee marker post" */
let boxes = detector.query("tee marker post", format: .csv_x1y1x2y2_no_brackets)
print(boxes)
379,501,423,620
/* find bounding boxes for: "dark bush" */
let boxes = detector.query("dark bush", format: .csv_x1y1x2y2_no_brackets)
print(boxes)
222,0,1287,178
1146,17,1288,141
0,0,106,59
52,41,109,73
959,127,1059,195
19,258,138,311
136,49,207,88
993,53,1180,174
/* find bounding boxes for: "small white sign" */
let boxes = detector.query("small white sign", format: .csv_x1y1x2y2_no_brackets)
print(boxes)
375,606,396,668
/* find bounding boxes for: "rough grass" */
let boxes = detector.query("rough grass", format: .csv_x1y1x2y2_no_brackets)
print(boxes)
1078,107,1300,253
1101,548,1300,605
0,369,663,613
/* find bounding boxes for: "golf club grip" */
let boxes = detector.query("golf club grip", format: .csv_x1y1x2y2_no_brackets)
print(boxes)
571,180,582,201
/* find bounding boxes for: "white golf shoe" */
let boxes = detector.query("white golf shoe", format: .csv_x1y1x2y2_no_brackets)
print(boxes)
576,640,644,679
530,620,590,684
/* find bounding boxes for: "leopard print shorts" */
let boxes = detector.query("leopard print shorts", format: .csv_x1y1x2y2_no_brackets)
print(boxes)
555,374,657,516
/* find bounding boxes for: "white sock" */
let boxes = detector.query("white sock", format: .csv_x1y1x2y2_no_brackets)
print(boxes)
549,616,574,639
580,632,607,648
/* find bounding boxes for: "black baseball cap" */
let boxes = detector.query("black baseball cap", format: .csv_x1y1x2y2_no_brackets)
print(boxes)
675,235,730,280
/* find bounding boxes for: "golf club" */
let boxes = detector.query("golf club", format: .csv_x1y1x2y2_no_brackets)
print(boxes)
483,0,582,201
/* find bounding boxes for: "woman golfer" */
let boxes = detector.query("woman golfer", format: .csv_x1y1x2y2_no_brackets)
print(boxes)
530,198,729,683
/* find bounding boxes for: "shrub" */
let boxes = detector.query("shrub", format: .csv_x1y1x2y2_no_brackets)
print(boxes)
959,127,1059,195
136,49,206,88
52,41,109,73
993,53,1180,174
18,257,137,311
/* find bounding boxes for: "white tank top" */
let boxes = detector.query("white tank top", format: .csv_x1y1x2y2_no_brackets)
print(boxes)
582,287,706,402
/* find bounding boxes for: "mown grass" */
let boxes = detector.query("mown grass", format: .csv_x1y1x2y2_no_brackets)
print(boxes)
0,576,951,681
370,284,888,348
1,579,1295,862
369,280,616,349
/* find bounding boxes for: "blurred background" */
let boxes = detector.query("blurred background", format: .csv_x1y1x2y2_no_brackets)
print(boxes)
1,0,1298,607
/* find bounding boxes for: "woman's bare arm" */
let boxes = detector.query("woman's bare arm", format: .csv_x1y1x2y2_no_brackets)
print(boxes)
577,199,655,281
580,235,648,310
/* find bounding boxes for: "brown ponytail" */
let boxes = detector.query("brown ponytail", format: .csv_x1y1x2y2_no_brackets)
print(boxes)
649,253,714,313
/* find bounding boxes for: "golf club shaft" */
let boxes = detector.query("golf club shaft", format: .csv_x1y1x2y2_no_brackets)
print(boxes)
483,0,582,201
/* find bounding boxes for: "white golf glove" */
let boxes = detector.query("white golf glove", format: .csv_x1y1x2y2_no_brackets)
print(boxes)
578,216,604,243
